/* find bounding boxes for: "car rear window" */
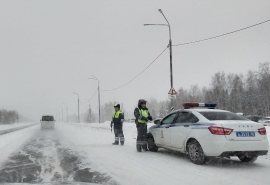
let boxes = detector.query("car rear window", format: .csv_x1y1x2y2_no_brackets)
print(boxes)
42,116,54,121
263,118,270,120
199,111,247,121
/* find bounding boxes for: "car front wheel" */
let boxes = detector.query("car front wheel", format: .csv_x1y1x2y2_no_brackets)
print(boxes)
147,135,158,152
187,140,207,165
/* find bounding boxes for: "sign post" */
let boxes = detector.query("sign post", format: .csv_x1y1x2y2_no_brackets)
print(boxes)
168,87,177,111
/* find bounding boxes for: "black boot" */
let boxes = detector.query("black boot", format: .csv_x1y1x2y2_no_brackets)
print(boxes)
120,136,125,146
112,137,119,145
142,145,149,151
136,144,142,152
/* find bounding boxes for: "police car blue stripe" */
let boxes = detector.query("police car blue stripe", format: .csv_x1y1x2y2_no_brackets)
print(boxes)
152,122,215,129
170,123,215,127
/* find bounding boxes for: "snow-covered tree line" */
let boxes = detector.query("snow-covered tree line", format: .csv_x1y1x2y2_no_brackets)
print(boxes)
95,62,270,122
0,109,19,124
173,62,270,116
147,62,270,118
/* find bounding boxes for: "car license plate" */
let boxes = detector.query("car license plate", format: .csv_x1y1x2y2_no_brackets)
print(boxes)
236,132,255,137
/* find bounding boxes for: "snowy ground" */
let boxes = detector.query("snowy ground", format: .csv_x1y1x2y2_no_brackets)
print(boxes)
0,122,269,185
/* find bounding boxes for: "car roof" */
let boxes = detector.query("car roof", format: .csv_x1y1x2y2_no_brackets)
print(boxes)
171,108,228,113
170,108,229,114
190,109,229,112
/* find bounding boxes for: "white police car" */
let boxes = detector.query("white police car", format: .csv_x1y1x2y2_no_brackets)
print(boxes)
147,103,269,165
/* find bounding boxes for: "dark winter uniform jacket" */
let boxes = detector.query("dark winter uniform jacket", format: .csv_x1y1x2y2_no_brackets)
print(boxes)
134,106,152,125
112,110,124,128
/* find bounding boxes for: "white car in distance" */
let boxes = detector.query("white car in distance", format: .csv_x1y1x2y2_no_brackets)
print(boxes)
147,103,268,165
258,117,270,126
41,115,55,130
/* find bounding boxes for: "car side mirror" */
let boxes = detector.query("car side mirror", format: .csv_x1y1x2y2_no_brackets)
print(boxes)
154,119,161,125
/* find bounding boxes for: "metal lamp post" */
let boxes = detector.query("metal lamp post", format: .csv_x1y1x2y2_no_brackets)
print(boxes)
63,103,68,123
144,9,174,108
59,106,63,122
89,75,100,123
84,99,91,123
73,92,80,123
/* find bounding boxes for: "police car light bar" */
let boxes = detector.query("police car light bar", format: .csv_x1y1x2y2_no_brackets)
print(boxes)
182,102,217,109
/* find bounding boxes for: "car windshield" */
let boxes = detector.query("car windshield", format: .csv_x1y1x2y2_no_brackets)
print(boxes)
199,111,248,121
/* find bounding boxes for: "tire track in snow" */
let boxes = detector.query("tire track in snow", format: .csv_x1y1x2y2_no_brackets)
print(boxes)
0,129,118,184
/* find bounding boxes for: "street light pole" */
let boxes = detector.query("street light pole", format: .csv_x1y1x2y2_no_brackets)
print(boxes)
63,103,68,123
84,99,91,123
73,92,80,123
89,75,101,123
145,9,174,109
59,106,63,122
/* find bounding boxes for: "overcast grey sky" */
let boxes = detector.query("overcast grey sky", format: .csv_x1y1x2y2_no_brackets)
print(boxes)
1,0,270,121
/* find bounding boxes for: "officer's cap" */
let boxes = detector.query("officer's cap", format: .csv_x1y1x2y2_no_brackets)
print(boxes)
114,103,120,108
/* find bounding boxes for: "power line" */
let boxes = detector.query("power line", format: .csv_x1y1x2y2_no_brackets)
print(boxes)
101,46,168,91
79,88,98,104
97,20,269,92
90,88,98,101
173,19,270,46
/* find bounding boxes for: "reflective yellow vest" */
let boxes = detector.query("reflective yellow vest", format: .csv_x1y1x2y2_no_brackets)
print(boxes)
112,110,124,118
138,108,149,124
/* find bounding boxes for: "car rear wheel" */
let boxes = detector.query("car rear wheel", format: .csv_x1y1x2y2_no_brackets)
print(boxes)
147,135,158,152
238,154,258,163
187,140,207,165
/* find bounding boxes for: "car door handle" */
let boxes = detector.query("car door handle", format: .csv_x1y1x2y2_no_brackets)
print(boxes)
184,125,189,127
165,125,170,128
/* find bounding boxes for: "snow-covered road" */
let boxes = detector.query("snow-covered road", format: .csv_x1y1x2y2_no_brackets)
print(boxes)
0,122,269,185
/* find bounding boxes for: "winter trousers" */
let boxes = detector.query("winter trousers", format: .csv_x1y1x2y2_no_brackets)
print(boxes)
114,127,125,144
136,123,147,149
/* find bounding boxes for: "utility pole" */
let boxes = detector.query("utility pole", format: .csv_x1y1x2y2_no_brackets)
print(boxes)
63,103,68,123
84,99,91,123
59,106,63,122
89,75,101,123
144,9,174,109
73,92,80,123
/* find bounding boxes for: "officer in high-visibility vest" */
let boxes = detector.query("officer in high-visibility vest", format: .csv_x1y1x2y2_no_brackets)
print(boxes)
134,99,152,152
111,103,125,145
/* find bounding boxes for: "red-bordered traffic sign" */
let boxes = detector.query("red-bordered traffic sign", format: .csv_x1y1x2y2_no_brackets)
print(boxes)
168,87,177,95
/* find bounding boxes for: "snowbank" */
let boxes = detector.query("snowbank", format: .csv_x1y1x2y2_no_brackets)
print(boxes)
0,124,40,166
0,122,37,131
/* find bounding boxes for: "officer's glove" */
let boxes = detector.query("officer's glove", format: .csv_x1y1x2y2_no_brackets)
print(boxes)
148,115,153,121
110,121,113,128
